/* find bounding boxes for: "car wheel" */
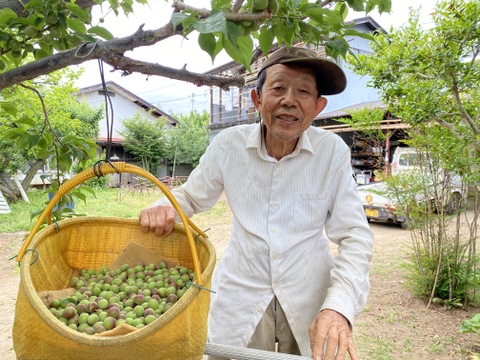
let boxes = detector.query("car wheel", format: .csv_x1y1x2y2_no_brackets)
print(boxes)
400,222,408,230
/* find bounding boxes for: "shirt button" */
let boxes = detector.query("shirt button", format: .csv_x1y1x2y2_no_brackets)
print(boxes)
272,254,278,259
271,228,277,233
274,282,279,288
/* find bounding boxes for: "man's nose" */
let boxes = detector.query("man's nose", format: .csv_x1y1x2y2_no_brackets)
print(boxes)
280,87,297,106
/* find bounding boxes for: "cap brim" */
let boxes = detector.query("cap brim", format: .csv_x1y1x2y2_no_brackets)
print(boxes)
280,57,347,95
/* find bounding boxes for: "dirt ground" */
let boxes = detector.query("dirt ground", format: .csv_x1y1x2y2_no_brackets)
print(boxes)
1,200,480,359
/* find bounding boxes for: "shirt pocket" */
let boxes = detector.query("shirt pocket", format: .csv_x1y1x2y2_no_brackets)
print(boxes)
291,193,329,234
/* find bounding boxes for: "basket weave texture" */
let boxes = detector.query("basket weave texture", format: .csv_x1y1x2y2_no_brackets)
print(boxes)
13,217,215,360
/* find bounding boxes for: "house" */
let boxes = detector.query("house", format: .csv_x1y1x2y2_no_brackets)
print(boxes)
205,16,409,178
77,81,179,181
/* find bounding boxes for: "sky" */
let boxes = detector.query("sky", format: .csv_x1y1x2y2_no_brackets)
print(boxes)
74,0,439,114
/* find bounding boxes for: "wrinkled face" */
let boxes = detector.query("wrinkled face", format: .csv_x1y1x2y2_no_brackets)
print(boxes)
252,64,327,157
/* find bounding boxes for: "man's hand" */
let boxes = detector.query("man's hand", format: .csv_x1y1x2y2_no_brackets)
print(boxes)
139,205,177,236
309,309,358,360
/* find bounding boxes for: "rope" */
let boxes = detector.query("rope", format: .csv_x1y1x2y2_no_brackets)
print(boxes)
98,60,115,161
93,160,120,177
73,40,100,58
186,281,216,294
11,248,39,266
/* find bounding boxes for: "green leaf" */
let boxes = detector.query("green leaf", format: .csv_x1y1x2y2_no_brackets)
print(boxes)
221,35,244,67
192,10,227,35
75,33,98,43
225,21,241,43
301,7,329,24
67,17,87,34
15,116,36,127
258,27,275,55
4,128,24,140
298,21,325,43
346,0,365,12
34,48,51,60
72,190,87,203
43,131,53,146
378,0,392,13
0,8,17,27
322,10,345,30
335,2,349,20
365,0,377,14
272,22,294,45
170,12,189,29
15,135,30,150
87,26,114,40
343,29,374,41
198,32,218,62
28,134,40,147
326,36,349,59
65,3,91,22
23,0,44,10
37,136,48,150
236,36,253,72
57,153,72,172
1,101,17,116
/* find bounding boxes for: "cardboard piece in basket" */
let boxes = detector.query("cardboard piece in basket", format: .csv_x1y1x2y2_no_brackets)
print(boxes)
110,241,178,270
38,288,75,308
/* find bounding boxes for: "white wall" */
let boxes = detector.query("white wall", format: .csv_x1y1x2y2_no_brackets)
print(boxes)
78,91,161,138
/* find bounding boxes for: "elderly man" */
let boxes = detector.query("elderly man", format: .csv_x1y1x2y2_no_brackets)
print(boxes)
140,46,373,360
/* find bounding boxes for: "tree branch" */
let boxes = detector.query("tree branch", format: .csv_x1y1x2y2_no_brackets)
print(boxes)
450,73,480,135
432,116,480,152
0,22,245,91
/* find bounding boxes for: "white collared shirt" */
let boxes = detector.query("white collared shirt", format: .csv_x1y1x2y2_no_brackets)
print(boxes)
153,123,373,356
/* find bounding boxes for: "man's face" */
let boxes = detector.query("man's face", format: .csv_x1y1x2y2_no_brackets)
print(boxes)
252,64,327,150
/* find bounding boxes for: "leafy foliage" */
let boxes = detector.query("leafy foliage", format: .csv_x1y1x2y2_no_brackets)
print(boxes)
0,67,100,203
351,0,480,160
119,112,168,174
348,0,480,307
166,110,210,168
377,141,477,306
0,0,392,93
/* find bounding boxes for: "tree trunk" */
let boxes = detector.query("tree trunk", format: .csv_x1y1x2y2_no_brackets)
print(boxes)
21,159,46,189
0,171,20,203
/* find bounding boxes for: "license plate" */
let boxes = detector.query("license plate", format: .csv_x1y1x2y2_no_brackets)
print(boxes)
365,208,379,218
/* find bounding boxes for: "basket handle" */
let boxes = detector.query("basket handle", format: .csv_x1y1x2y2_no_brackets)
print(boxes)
16,162,207,286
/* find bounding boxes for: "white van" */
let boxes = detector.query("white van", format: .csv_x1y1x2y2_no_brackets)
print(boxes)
390,147,420,175
358,147,465,228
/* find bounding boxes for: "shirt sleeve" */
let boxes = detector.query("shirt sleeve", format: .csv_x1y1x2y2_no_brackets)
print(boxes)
321,147,374,325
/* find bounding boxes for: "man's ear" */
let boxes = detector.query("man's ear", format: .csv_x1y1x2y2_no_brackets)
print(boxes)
315,96,327,115
251,89,261,110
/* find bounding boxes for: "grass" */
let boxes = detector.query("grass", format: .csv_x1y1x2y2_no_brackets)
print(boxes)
0,187,165,234
0,186,231,234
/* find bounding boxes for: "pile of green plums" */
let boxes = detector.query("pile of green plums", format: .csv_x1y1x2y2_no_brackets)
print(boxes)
47,261,194,335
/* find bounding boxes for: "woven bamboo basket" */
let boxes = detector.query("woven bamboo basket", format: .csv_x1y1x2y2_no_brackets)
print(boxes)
13,162,216,360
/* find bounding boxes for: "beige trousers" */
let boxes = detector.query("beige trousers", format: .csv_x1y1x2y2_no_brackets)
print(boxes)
207,296,301,360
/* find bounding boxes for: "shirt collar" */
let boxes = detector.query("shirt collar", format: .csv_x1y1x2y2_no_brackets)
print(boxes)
246,123,315,159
